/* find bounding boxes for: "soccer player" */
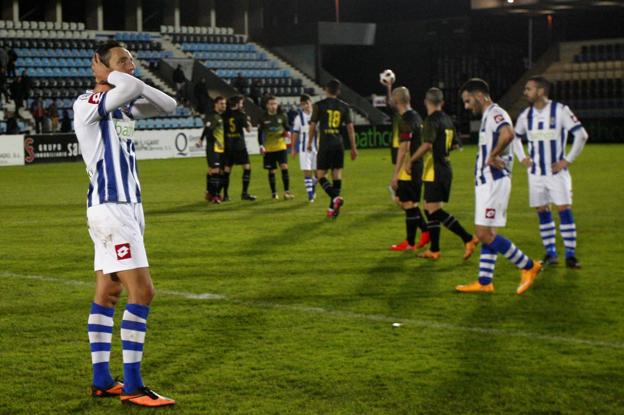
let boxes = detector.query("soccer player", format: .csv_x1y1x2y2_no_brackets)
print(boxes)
258,96,294,200
198,96,226,204
408,88,479,260
308,79,358,219
513,76,588,268
291,94,318,202
387,86,429,251
456,78,542,294
73,41,176,406
223,95,256,201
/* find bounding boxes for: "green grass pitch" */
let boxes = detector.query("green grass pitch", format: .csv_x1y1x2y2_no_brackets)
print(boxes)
1,145,623,414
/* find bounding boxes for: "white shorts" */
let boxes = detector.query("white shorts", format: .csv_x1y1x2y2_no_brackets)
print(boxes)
299,149,317,171
87,203,149,274
475,177,511,228
528,170,572,207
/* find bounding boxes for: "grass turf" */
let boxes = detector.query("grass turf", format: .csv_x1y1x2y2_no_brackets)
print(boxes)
1,146,623,414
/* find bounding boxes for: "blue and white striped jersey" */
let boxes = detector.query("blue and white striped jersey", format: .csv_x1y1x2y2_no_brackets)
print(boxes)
73,91,141,208
475,103,513,186
515,100,583,176
292,110,317,152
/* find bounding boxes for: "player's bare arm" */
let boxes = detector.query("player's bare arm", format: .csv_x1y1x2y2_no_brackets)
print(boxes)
390,140,409,190
407,142,432,175
307,122,317,152
487,125,514,169
347,123,358,161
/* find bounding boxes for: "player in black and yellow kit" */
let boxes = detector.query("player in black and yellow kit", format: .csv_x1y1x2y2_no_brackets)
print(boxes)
409,88,479,259
258,96,294,200
381,74,401,200
308,79,358,219
388,87,429,251
198,96,226,204
223,95,256,201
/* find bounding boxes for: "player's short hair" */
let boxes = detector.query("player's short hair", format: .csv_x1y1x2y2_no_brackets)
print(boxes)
391,87,411,105
214,96,225,104
425,87,444,105
326,79,341,95
227,95,243,108
527,76,551,96
460,78,490,96
300,94,311,103
265,95,277,104
95,40,123,67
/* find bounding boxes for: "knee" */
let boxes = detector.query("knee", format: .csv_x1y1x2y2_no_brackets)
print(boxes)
536,206,550,213
475,228,495,245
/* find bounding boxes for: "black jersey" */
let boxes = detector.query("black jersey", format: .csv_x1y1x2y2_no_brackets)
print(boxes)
397,109,423,181
422,110,456,182
223,109,248,152
203,112,225,153
310,97,352,147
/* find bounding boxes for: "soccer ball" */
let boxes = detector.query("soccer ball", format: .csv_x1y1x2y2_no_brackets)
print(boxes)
379,69,395,85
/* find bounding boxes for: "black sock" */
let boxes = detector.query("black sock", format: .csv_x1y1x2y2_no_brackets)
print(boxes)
431,209,472,243
405,208,420,246
333,179,342,196
281,169,290,192
206,174,210,193
217,173,224,194
222,171,230,197
268,171,276,194
208,175,220,196
415,206,428,233
242,169,251,194
425,211,441,252
319,177,334,198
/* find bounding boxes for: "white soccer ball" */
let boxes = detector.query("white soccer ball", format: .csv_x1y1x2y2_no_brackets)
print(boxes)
380,69,395,85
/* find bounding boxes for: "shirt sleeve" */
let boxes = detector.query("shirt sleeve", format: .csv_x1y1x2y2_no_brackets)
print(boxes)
72,92,108,125
398,113,413,143
310,104,319,124
514,111,528,139
560,104,583,133
491,108,512,134
292,113,302,133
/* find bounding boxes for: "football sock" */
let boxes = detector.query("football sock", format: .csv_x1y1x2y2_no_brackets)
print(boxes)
205,174,210,193
405,208,419,246
538,210,557,257
121,304,149,394
319,177,335,198
333,179,342,196
478,245,498,285
304,176,314,200
208,175,220,196
242,169,251,194
217,173,225,194
281,169,290,192
488,235,534,270
88,302,115,389
268,171,276,194
425,211,441,252
558,208,577,258
430,209,472,243
415,207,428,232
222,171,230,197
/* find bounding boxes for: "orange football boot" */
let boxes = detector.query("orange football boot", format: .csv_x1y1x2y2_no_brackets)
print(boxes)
517,260,542,295
463,236,480,260
91,380,124,398
418,250,441,260
455,280,494,293
121,387,175,407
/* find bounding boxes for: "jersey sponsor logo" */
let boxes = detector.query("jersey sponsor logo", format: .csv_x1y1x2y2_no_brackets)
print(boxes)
115,243,132,260
494,114,504,124
485,208,496,219
88,92,103,105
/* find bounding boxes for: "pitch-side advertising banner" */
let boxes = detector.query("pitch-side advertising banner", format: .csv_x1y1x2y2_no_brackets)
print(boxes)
0,134,25,166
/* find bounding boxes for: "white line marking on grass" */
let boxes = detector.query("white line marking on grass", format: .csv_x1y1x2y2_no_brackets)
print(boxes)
2,272,623,350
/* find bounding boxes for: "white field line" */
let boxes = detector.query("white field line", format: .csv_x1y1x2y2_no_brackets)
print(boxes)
2,272,623,350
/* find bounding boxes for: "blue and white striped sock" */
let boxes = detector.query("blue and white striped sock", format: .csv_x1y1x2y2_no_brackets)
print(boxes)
538,210,557,257
121,303,149,394
490,235,534,270
88,302,115,389
559,208,577,258
478,244,498,285
304,176,314,200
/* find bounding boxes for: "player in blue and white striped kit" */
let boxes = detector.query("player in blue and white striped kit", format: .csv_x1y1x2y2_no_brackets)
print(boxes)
291,94,318,202
456,78,542,295
513,76,588,268
74,41,176,407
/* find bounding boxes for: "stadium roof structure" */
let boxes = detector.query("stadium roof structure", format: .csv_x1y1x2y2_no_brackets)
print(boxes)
471,0,624,14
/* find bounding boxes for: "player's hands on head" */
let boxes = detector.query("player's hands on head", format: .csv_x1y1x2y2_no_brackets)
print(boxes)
551,159,569,173
92,53,112,83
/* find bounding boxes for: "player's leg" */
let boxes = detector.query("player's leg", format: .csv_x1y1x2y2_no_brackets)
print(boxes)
329,168,344,218
280,159,294,199
89,272,123,396
303,169,315,202
390,181,424,251
424,203,476,259
552,170,579,268
536,206,558,264
222,165,231,201
267,159,278,198
241,158,255,200
422,201,442,257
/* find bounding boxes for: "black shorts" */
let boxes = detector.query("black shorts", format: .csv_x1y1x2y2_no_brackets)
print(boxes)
397,178,422,203
317,143,344,171
224,149,250,166
391,146,398,165
424,179,451,203
263,150,287,170
206,148,224,169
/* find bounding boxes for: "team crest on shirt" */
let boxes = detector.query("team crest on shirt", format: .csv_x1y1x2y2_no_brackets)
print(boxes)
485,208,496,219
88,92,103,105
494,114,504,124
115,243,132,260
